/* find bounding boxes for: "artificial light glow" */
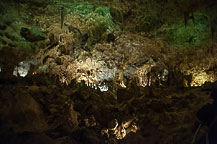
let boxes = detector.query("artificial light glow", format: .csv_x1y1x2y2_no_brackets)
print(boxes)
98,82,109,92
13,66,18,77
101,117,139,140
13,61,34,77
72,58,117,92
190,72,216,87
76,79,109,92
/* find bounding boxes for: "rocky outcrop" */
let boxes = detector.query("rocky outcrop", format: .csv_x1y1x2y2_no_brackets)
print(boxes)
20,27,47,42
0,1,217,144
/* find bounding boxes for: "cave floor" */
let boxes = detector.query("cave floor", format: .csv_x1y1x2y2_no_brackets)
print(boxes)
0,79,214,144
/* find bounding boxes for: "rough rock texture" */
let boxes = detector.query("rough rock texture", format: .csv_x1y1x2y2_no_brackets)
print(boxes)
0,78,215,144
20,27,47,42
0,1,217,144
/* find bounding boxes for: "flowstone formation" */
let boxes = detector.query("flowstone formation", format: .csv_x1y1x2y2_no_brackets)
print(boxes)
32,2,173,91
34,31,172,90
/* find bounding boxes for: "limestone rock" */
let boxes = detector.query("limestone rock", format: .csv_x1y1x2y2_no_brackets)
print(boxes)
20,27,46,42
